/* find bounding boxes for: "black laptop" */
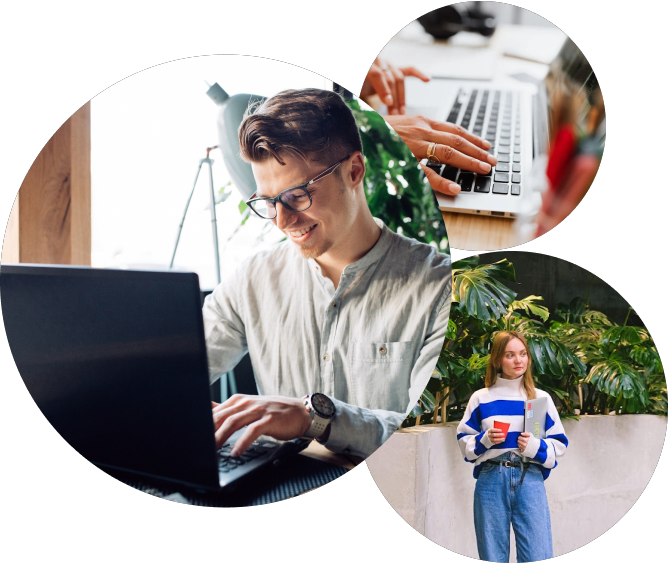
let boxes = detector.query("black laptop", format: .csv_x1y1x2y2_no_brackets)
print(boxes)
0,264,309,496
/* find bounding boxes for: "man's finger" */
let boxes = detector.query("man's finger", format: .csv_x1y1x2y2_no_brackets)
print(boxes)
212,400,251,433
214,409,262,449
400,66,431,82
429,120,491,150
421,163,460,196
230,420,268,456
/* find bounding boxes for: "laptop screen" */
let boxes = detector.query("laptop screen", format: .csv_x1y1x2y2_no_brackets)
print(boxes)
1,265,220,489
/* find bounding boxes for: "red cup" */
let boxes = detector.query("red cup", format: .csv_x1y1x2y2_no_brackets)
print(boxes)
494,420,510,440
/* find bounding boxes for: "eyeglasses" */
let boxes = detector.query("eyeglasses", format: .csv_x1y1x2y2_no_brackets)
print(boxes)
245,154,351,220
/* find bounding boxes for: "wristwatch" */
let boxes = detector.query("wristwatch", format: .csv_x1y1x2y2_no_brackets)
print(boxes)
303,393,336,439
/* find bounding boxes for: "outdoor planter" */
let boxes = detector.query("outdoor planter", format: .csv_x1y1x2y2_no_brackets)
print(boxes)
367,414,667,560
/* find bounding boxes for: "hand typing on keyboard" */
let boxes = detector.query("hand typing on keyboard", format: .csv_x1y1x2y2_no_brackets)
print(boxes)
211,395,312,457
361,57,431,115
384,114,496,195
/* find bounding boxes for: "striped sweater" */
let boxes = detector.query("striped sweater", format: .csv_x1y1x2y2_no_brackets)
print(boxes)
456,376,568,479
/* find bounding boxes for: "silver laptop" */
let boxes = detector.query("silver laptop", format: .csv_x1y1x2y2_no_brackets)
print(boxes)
406,38,601,218
524,396,548,439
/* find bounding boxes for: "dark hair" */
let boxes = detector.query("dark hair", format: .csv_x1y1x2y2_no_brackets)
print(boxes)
238,88,363,165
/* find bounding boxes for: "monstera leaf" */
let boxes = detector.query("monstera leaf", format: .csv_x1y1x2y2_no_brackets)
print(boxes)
506,295,550,322
528,336,587,379
585,357,649,412
452,259,517,322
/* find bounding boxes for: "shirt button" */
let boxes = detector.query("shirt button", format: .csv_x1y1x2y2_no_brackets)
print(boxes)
323,354,330,361
379,346,388,355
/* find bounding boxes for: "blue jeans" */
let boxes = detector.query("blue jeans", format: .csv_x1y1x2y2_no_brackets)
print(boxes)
474,452,553,562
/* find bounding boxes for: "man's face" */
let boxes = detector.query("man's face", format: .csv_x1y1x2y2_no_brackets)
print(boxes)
251,153,360,260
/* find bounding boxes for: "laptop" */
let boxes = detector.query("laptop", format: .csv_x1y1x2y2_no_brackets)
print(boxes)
0,264,309,494
524,396,548,439
407,37,603,218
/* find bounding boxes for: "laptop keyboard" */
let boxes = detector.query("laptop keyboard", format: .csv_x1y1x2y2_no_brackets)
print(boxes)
218,440,279,473
429,88,522,197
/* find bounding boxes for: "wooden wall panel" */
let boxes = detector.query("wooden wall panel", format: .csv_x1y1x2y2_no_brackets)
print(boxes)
1,196,20,263
17,102,91,265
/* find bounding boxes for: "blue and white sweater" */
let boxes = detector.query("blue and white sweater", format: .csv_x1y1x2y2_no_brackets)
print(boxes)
456,376,568,480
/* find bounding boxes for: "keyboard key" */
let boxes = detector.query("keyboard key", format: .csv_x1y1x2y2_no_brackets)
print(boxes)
474,176,491,193
513,154,521,162
495,163,510,172
511,185,521,195
498,139,510,146
497,154,510,163
494,172,510,182
512,174,521,183
459,173,474,192
512,163,521,173
497,147,510,154
427,162,443,174
441,166,459,181
492,183,509,194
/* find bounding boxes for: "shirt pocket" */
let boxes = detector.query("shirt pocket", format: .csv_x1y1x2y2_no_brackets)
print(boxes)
349,341,414,412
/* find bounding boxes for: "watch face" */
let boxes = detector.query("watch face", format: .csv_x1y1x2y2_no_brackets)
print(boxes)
311,393,335,417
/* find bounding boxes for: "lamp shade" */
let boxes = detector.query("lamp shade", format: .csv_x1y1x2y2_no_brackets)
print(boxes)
207,83,264,200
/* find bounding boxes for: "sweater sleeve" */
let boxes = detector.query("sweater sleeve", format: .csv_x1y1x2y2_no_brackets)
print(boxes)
456,393,494,462
522,394,569,468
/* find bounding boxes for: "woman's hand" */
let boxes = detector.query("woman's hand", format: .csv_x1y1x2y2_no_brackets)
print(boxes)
517,432,532,452
384,114,497,196
487,427,506,445
360,57,430,115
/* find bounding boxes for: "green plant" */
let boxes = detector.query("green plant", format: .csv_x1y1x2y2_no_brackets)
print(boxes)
346,99,448,251
217,99,450,251
404,257,666,427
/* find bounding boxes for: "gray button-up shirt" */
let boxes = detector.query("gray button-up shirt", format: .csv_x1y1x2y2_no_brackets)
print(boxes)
202,219,451,457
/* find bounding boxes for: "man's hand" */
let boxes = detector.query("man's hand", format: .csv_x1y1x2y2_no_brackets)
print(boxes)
517,432,532,452
211,395,312,456
384,114,497,196
361,57,430,115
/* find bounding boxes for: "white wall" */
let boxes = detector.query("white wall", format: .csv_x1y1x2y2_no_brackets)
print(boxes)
367,415,667,561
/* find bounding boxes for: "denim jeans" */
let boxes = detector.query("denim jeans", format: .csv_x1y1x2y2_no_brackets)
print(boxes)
474,452,553,562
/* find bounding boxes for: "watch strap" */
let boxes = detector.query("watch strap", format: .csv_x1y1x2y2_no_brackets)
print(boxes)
303,394,334,439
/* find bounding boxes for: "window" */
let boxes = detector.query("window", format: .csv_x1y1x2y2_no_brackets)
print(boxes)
91,56,328,289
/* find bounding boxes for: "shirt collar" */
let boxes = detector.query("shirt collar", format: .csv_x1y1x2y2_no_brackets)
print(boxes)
339,218,394,275
490,375,525,397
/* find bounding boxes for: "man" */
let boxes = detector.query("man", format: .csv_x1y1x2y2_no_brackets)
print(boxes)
203,88,451,458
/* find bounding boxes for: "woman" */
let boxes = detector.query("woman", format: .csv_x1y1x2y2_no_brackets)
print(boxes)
457,331,569,563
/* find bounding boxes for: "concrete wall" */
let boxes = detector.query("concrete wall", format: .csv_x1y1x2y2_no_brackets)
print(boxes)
367,415,667,561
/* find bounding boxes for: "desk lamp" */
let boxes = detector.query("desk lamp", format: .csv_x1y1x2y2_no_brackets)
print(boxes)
207,82,264,200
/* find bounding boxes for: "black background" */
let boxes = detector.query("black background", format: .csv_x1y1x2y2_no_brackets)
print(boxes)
5,2,666,561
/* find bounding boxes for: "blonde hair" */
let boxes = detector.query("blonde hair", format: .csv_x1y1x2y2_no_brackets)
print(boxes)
485,331,537,400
